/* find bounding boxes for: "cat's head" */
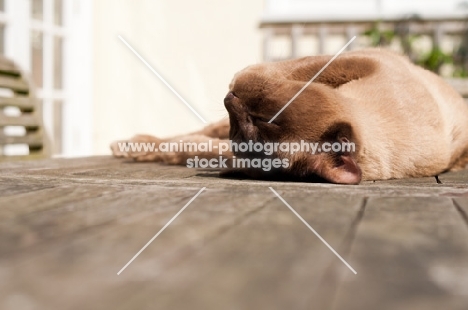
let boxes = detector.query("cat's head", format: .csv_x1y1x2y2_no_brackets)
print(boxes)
223,62,363,184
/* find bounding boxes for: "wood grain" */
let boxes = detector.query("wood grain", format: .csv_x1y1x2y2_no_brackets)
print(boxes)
0,75,29,94
0,157,467,310
0,114,40,127
0,96,33,110
0,131,43,146
333,197,468,310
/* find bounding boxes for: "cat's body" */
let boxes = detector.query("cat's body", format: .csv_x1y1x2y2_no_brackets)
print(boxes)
112,48,468,184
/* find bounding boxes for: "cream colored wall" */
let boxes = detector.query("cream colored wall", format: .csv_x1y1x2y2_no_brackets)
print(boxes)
92,0,264,154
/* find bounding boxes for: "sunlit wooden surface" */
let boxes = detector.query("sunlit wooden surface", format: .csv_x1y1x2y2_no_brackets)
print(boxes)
0,156,467,310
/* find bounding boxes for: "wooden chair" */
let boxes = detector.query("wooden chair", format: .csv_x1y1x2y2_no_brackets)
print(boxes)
0,55,49,160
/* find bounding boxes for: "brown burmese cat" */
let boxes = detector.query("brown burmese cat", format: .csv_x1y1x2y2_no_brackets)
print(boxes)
111,48,468,184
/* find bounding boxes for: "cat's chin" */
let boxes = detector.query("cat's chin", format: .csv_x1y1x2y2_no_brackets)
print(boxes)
219,167,329,183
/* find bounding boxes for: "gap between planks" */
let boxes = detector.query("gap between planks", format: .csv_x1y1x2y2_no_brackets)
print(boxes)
453,199,468,229
305,197,368,310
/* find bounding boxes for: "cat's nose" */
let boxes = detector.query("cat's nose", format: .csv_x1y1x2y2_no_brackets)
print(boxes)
224,92,237,109
224,91,235,101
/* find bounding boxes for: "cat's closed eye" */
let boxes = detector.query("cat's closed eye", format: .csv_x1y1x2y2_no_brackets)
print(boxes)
250,114,279,127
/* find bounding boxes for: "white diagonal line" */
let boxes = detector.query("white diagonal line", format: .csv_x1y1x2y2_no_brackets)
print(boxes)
268,36,356,123
118,35,207,124
117,187,206,275
269,187,357,274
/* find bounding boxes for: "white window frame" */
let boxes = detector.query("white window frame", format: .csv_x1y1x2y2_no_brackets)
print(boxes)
3,0,93,157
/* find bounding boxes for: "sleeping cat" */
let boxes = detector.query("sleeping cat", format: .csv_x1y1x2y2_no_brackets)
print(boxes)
111,48,468,184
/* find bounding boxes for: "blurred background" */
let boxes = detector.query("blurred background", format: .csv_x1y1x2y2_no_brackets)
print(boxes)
1,0,468,159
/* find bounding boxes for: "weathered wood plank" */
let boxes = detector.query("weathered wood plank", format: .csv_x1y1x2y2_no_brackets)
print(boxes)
0,114,40,127
0,177,55,197
0,163,199,187
0,64,21,77
0,184,120,220
333,197,468,310
0,56,16,70
0,187,292,309
0,75,29,94
0,185,200,256
0,96,34,110
112,193,364,310
454,198,468,227
374,168,468,186
0,132,43,146
0,157,467,309
1,157,467,198
0,156,119,171
0,153,47,162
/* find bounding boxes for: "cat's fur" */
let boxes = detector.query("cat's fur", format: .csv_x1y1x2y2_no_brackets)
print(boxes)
111,48,468,184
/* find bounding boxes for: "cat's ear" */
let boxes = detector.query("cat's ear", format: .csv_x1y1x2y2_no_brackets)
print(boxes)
287,55,376,88
310,152,362,184
305,122,362,184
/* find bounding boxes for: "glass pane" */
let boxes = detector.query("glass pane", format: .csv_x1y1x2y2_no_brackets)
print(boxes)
0,24,4,54
31,31,43,87
54,0,63,26
53,100,63,155
0,0,5,12
54,36,63,89
31,0,43,20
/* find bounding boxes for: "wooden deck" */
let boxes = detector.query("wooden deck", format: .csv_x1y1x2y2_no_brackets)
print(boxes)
0,156,467,310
